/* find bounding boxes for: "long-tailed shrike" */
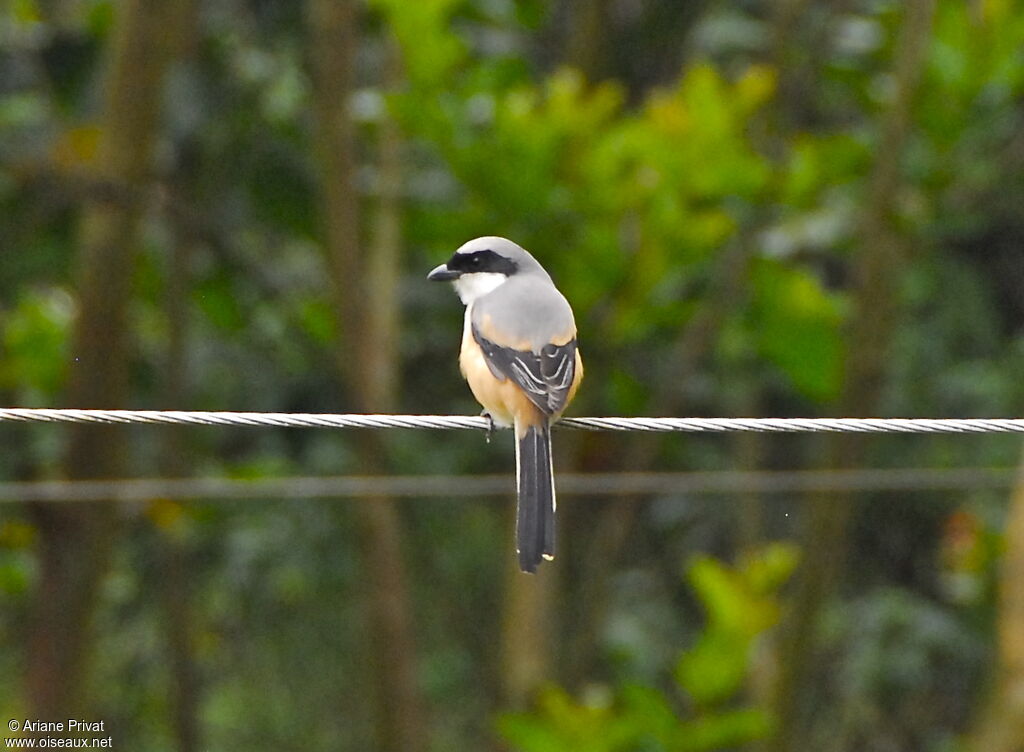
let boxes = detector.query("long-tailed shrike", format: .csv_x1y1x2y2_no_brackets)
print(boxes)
428,236,583,573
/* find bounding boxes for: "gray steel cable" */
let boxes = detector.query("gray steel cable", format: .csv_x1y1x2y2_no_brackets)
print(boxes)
1,408,1023,433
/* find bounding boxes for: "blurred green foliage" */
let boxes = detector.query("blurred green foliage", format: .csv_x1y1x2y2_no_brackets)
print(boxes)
0,0,1023,750
379,0,847,406
0,288,73,401
499,545,797,751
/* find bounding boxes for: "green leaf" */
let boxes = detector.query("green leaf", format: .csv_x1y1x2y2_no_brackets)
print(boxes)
676,547,798,704
742,542,800,594
194,275,246,332
670,708,775,751
372,0,467,87
0,287,73,396
298,298,335,343
676,627,750,705
619,684,681,742
497,713,564,752
749,257,845,402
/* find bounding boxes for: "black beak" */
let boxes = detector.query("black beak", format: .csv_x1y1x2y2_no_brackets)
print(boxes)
427,263,460,282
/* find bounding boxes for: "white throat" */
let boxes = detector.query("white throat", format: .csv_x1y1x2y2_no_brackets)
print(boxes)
452,272,508,305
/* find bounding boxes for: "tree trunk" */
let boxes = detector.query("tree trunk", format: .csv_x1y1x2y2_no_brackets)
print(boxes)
156,229,200,752
27,0,186,722
768,2,936,749
965,447,1024,752
157,8,201,748
566,0,610,81
500,547,557,709
307,0,364,391
307,5,428,751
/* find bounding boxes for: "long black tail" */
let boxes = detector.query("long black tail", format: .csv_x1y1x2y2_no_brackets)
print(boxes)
514,419,556,573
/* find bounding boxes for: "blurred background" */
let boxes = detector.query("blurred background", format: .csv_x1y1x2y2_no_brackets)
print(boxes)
1,0,1024,750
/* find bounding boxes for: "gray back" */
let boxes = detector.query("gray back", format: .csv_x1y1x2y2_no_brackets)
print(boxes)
472,271,576,352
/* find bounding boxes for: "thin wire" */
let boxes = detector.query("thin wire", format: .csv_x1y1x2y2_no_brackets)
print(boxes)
0,468,1014,503
1,408,1024,433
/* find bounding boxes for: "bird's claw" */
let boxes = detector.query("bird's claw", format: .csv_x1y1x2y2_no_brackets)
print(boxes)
481,411,495,443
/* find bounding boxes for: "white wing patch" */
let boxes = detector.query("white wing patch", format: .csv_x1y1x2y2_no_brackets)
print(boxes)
511,359,547,394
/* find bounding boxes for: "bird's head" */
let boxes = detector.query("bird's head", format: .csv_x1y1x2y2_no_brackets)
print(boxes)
427,236,541,304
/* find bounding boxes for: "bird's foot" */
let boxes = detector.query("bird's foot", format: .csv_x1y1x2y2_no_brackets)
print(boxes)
481,411,495,443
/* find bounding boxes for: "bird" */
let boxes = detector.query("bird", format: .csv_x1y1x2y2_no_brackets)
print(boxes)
428,236,583,573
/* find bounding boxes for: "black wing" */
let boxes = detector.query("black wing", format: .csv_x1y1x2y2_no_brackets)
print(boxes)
473,326,577,416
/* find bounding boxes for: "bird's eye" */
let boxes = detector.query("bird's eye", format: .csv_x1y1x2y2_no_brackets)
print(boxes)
471,255,482,266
